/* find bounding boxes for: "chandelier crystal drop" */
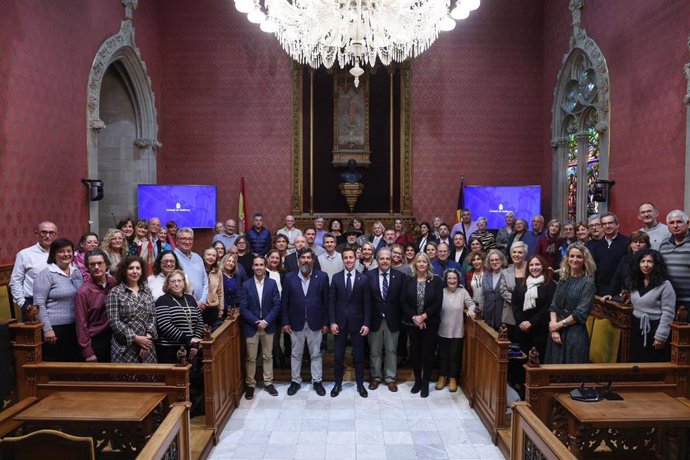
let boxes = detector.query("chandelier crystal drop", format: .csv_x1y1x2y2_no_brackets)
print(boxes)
236,0,480,87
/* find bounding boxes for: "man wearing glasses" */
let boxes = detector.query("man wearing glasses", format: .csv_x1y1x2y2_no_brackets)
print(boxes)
588,212,629,296
174,228,208,309
10,221,58,320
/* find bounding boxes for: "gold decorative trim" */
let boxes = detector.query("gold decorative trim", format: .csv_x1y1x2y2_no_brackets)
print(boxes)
290,63,413,217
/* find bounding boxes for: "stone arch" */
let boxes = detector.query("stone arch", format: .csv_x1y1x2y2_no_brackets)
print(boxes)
86,17,160,232
550,0,611,223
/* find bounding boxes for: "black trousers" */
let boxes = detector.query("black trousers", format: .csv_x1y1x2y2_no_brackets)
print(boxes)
407,324,439,383
91,328,112,362
438,337,463,379
42,323,81,362
333,318,365,385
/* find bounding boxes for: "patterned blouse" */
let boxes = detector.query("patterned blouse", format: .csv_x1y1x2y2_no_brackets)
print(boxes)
106,283,157,363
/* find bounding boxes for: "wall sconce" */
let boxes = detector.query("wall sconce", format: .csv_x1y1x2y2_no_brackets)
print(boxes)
592,179,615,203
81,179,104,201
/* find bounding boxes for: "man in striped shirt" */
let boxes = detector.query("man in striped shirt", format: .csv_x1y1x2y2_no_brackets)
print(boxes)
659,210,690,308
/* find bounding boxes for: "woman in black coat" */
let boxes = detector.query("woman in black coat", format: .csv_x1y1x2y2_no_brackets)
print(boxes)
401,252,443,398
511,255,556,359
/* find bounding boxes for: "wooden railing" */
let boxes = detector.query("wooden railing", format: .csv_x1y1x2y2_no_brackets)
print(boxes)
136,402,192,460
10,321,190,404
525,320,690,426
510,402,575,460
461,312,510,443
200,314,243,443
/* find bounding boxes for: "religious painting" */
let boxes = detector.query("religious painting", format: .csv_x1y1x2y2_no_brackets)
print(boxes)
332,71,371,167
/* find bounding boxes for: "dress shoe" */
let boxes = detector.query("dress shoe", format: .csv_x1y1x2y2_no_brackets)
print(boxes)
287,381,301,396
330,383,342,397
357,384,368,398
245,386,255,400
313,381,326,396
420,383,429,398
411,380,422,394
387,381,398,392
448,378,458,393
265,384,279,397
368,380,380,390
436,376,447,390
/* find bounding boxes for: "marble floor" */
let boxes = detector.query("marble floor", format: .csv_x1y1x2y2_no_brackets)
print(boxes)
209,381,504,459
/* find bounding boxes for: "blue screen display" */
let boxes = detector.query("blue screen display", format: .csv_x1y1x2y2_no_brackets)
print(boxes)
464,185,541,229
138,185,217,228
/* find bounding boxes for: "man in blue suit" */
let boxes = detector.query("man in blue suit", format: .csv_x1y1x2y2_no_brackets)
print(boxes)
239,256,281,400
366,248,404,392
329,248,371,398
281,248,330,396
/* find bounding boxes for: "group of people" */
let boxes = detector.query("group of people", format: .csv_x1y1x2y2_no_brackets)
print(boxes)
8,201,687,401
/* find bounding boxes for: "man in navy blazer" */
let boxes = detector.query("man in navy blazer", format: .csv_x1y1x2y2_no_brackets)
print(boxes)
329,248,371,398
239,256,281,400
366,248,404,392
281,248,330,396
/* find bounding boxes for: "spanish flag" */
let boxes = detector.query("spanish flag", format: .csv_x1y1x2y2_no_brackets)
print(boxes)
238,176,248,235
455,174,465,223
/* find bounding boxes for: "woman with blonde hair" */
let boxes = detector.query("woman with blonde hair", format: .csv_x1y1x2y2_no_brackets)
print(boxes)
401,252,443,398
220,253,246,319
202,246,224,326
101,229,127,275
544,243,596,364
482,249,511,331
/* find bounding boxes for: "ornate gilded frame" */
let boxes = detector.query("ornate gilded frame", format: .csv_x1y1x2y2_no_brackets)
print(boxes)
290,62,413,216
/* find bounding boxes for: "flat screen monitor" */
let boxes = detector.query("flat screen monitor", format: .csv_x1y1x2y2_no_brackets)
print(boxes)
464,185,541,230
137,184,217,228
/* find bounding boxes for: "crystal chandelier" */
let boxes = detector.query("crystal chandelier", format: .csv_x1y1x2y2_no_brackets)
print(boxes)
235,0,481,87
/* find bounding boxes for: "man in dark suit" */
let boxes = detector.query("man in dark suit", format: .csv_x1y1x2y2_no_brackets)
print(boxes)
329,248,371,398
366,248,404,392
239,256,281,399
281,248,329,396
284,236,321,272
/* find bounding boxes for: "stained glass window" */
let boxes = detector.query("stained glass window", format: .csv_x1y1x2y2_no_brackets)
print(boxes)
557,52,605,223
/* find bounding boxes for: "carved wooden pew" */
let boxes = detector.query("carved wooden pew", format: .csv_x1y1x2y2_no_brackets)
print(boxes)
525,319,690,426
588,296,633,363
460,312,510,444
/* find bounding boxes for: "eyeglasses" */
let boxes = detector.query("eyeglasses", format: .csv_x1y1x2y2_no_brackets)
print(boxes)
39,231,57,237
589,223,602,228
177,237,193,242
169,279,185,284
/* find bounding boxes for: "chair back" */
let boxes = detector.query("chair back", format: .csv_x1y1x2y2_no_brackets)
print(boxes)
0,429,95,460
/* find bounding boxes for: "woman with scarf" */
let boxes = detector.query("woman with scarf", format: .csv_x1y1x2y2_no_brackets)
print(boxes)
511,255,556,358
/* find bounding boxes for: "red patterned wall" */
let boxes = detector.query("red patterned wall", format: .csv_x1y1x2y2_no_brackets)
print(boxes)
157,1,293,238
411,0,546,224
2,0,689,262
0,1,162,264
542,0,690,233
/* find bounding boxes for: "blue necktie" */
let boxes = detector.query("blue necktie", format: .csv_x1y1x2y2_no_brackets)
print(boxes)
382,271,389,300
347,272,352,296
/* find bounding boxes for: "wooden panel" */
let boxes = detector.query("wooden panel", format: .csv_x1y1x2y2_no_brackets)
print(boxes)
136,402,192,460
460,313,510,443
510,402,575,460
201,314,243,443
